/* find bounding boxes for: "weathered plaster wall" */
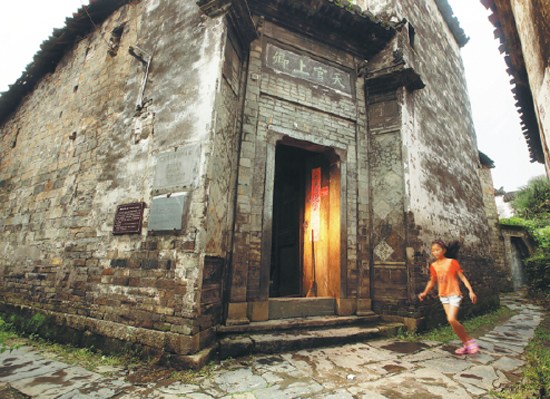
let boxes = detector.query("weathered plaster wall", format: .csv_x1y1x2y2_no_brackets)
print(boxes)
0,0,231,356
402,0,498,321
365,0,499,320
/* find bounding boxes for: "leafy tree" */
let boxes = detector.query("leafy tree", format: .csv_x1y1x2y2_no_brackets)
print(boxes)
502,176,550,297
512,176,550,225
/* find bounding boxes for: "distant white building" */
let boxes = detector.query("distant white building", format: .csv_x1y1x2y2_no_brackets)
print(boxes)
495,195,515,218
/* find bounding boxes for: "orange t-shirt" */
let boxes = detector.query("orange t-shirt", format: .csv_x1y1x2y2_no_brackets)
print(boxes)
429,259,463,297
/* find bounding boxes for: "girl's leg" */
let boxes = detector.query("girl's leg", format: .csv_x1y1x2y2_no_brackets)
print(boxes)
442,303,471,343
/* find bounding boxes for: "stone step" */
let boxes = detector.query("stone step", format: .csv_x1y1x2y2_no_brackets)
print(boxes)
218,312,381,335
218,321,404,359
268,297,336,319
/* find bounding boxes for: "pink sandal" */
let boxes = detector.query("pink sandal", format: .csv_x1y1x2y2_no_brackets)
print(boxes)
455,339,479,355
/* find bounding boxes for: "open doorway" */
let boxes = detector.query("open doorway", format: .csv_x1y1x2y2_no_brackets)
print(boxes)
270,142,341,299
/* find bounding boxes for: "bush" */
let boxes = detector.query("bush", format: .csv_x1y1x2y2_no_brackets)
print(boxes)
500,216,550,251
524,253,550,296
512,176,550,223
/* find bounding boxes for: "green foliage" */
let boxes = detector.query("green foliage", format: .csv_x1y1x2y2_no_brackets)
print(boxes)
501,178,550,296
524,254,550,297
512,176,550,224
396,306,516,343
0,318,19,353
333,0,356,10
491,314,550,398
500,216,550,251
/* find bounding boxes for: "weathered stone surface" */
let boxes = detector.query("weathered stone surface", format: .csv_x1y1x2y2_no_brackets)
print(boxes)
0,292,544,398
0,0,501,358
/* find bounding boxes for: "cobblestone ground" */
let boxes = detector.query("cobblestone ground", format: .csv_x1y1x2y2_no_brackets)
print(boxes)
0,292,544,398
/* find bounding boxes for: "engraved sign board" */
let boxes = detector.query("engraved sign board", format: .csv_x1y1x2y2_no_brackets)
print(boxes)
113,202,145,235
153,145,201,192
265,43,352,95
148,193,189,232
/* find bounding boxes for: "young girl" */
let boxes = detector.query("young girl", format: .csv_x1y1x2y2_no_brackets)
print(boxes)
418,240,479,355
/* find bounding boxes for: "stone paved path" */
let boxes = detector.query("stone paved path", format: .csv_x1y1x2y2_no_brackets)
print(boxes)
0,292,544,398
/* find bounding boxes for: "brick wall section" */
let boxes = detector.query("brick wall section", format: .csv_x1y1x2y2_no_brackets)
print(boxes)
0,0,231,355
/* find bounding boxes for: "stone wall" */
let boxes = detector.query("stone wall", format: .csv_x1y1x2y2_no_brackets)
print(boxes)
0,0,233,357
366,0,500,322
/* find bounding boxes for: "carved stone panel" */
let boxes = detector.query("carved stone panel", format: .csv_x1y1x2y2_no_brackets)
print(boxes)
153,145,201,192
148,192,189,232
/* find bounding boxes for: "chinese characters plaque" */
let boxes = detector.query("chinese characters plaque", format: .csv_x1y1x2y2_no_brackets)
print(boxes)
266,43,352,95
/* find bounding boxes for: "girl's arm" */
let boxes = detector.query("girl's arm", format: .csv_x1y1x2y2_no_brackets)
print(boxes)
458,271,477,304
418,278,436,301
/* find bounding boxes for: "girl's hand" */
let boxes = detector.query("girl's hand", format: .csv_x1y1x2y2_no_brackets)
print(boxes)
418,292,427,302
469,291,477,304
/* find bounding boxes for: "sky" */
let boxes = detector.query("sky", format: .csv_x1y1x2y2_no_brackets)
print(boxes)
0,0,546,192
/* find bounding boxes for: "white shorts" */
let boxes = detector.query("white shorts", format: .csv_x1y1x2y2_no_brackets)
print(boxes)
440,295,462,308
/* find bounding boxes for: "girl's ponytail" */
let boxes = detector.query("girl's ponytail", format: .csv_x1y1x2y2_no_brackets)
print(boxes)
432,240,461,259
445,241,461,259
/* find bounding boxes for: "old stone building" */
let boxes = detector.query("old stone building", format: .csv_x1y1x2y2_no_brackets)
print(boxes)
478,152,512,291
0,0,499,363
481,0,550,175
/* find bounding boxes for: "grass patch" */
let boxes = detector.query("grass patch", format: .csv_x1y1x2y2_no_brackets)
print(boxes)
0,314,139,374
490,312,550,399
0,318,20,353
32,340,130,371
398,306,517,343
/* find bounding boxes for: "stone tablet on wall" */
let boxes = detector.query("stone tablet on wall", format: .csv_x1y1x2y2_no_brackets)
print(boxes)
148,192,189,232
153,144,201,192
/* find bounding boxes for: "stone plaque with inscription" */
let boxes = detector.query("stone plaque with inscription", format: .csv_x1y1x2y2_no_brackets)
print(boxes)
148,193,189,232
113,202,145,235
265,43,352,95
153,145,201,192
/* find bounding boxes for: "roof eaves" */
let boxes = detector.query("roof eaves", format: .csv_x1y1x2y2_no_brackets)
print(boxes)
0,0,133,126
479,151,496,168
480,0,544,163
434,0,469,48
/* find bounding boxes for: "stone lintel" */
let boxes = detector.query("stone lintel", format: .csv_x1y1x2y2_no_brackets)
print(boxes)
366,65,425,96
197,0,258,47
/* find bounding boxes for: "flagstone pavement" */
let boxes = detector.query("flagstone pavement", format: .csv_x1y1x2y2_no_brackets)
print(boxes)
0,292,545,398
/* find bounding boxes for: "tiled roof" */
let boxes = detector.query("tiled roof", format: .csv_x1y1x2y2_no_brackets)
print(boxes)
248,0,399,58
480,0,544,163
479,151,496,168
0,0,132,125
435,0,469,47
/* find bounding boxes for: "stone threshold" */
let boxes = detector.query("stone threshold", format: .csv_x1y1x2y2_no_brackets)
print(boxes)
218,312,381,335
218,321,404,359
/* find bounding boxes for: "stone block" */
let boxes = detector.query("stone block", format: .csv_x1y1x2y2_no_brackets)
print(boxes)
248,301,269,322
336,298,355,316
226,302,249,325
